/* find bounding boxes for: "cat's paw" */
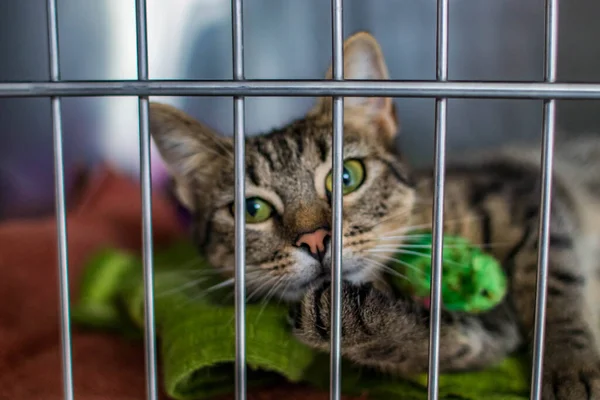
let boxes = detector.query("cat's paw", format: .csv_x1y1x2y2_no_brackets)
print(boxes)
542,355,600,400
289,280,390,350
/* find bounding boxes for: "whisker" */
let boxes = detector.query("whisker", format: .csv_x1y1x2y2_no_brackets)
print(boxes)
172,278,235,310
374,242,512,250
155,277,210,297
155,268,233,279
363,258,409,280
379,234,511,248
373,236,514,253
368,253,428,276
255,277,285,323
219,264,266,305
373,243,442,250
201,277,236,294
377,233,433,241
369,248,468,269
276,279,293,306
246,274,278,303
380,214,485,236
169,256,207,271
349,234,433,253
373,244,438,249
380,221,434,235
369,209,412,227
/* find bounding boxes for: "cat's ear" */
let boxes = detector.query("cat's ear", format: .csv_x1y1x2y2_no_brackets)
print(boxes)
150,102,232,210
311,31,398,146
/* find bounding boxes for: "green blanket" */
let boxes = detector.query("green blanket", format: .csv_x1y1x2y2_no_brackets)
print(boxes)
72,241,531,400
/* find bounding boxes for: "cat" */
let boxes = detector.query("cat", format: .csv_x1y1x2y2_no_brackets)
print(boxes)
149,31,600,399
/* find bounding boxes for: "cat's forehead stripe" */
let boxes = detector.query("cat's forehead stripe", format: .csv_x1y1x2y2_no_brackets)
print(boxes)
293,132,304,155
246,143,273,187
273,134,296,166
253,137,276,170
246,159,261,187
315,134,329,162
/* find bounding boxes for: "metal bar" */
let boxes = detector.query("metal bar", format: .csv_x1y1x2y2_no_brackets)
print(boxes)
530,0,559,399
330,0,343,399
134,1,158,399
427,0,449,399
46,1,74,399
3,80,600,99
232,0,247,399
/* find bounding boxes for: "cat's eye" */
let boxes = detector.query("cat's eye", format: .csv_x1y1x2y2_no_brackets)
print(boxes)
325,159,366,196
229,197,274,224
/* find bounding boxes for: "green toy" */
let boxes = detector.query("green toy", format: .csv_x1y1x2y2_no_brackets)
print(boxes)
391,233,507,313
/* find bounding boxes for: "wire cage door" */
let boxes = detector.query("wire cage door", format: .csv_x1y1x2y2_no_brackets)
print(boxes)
2,0,596,399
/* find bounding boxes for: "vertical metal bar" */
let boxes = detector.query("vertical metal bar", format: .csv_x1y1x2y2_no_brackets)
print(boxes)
232,1,247,400
134,1,158,399
330,0,343,399
427,0,449,399
46,1,74,399
530,1,559,399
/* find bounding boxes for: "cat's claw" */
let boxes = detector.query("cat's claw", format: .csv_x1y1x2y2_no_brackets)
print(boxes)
542,356,600,400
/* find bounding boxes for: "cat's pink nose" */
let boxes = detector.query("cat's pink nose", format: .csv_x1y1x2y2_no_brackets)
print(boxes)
295,228,331,262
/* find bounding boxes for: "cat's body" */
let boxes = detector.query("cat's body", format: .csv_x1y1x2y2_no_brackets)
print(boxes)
287,135,600,383
150,32,600,399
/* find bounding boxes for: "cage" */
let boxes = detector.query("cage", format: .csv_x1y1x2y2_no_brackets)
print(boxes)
1,0,600,399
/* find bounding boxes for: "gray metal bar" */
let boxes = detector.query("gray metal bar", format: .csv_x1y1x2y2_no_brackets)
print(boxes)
3,80,600,99
530,0,559,399
232,0,247,399
329,0,343,399
427,0,449,399
134,1,158,399
46,1,74,399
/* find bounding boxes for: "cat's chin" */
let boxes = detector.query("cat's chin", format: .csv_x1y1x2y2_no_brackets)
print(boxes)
279,252,380,302
278,272,327,302
343,267,373,285
280,267,375,303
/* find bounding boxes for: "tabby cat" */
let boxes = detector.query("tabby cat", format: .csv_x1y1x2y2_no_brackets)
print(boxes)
149,32,600,399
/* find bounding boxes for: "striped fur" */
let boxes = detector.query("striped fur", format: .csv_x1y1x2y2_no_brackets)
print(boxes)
150,32,600,399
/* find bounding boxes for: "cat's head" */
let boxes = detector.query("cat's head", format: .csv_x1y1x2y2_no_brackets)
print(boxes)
150,32,416,301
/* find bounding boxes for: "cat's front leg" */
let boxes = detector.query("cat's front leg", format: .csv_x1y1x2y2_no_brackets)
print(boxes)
514,270,600,400
510,227,600,400
291,281,520,374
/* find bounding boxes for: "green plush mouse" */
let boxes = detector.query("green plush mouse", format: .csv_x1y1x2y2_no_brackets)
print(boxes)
390,233,507,314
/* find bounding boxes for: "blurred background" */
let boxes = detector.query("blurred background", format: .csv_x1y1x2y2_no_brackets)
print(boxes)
1,0,599,219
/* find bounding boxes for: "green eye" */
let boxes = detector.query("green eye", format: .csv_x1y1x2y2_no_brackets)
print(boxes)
230,197,274,223
325,159,366,196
